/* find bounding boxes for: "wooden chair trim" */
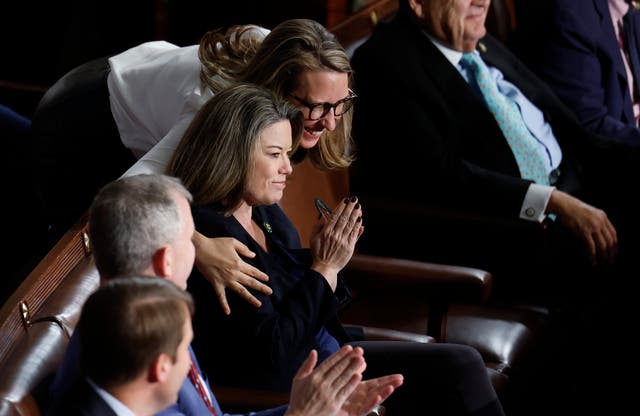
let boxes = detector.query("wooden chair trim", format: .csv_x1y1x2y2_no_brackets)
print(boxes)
0,213,90,361
0,394,40,416
329,0,399,48
347,253,493,303
348,324,436,343
0,81,48,94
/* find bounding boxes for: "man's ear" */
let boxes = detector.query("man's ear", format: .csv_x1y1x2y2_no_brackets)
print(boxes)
408,0,425,19
148,353,171,383
152,246,172,279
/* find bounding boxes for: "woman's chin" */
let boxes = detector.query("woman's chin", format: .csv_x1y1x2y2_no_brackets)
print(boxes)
300,134,321,149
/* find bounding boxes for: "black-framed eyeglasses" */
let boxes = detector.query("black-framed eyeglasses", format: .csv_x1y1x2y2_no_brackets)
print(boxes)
289,89,357,121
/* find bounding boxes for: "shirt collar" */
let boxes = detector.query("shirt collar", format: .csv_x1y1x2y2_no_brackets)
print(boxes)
422,30,464,66
87,378,136,416
610,0,631,22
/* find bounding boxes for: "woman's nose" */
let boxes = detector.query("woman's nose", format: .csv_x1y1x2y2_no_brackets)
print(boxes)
320,111,337,131
281,156,293,174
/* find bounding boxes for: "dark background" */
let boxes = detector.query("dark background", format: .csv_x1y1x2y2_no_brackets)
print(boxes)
1,0,339,116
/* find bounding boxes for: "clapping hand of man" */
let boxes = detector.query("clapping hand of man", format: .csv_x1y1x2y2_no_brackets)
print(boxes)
285,345,403,416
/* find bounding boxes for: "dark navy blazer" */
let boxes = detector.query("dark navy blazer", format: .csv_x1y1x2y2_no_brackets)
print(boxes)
189,204,352,393
49,321,287,416
534,0,640,144
47,378,117,416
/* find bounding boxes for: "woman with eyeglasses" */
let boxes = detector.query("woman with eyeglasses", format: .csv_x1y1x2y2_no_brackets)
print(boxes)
115,18,358,314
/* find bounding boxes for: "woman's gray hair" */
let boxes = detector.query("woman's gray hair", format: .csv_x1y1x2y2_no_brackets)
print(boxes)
168,83,303,213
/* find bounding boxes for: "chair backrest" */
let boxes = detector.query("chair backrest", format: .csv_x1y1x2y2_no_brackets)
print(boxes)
486,0,517,44
0,214,99,416
279,158,350,247
329,0,399,57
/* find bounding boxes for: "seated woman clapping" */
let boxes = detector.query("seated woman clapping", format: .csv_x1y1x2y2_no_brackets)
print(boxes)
167,83,505,416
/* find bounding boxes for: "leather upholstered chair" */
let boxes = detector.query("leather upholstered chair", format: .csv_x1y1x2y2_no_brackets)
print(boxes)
330,0,399,58
486,0,517,45
0,214,99,416
279,158,550,413
0,212,287,415
0,209,296,415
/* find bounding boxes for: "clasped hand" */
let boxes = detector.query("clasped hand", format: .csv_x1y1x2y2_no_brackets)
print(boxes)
310,196,364,290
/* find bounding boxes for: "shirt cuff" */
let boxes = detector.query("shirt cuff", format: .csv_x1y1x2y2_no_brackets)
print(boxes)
519,183,554,223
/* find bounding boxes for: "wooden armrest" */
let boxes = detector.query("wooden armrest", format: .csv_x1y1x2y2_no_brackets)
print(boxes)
354,196,550,286
345,324,435,343
211,385,288,413
345,253,493,304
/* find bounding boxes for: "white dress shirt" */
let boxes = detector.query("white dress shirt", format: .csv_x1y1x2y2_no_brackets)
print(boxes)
429,35,558,222
108,41,209,162
108,27,270,177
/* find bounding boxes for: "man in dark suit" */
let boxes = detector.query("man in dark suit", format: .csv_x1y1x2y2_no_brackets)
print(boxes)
350,1,638,412
514,0,640,145
47,276,198,416
351,0,638,297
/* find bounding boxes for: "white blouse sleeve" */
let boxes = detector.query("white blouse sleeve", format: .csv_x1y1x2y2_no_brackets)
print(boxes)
121,115,192,177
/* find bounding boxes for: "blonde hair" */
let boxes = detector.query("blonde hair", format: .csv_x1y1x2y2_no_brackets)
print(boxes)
199,24,267,93
198,19,354,170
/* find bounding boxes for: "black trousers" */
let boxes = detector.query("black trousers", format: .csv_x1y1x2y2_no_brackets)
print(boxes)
348,341,504,416
31,56,136,244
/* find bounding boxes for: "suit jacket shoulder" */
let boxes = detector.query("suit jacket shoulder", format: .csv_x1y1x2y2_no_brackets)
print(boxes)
351,12,530,218
46,378,117,416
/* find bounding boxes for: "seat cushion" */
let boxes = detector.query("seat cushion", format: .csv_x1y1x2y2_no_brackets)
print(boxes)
443,303,550,374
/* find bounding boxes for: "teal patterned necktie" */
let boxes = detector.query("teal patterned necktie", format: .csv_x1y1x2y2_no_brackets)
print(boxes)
461,52,550,185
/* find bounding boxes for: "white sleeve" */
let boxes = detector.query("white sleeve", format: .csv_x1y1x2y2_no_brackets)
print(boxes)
519,183,554,222
121,116,192,177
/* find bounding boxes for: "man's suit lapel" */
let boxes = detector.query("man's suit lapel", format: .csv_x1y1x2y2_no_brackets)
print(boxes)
407,20,511,156
595,0,636,121
188,345,223,415
629,5,640,100
415,30,490,123
479,34,565,120
594,0,628,79
478,37,529,96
